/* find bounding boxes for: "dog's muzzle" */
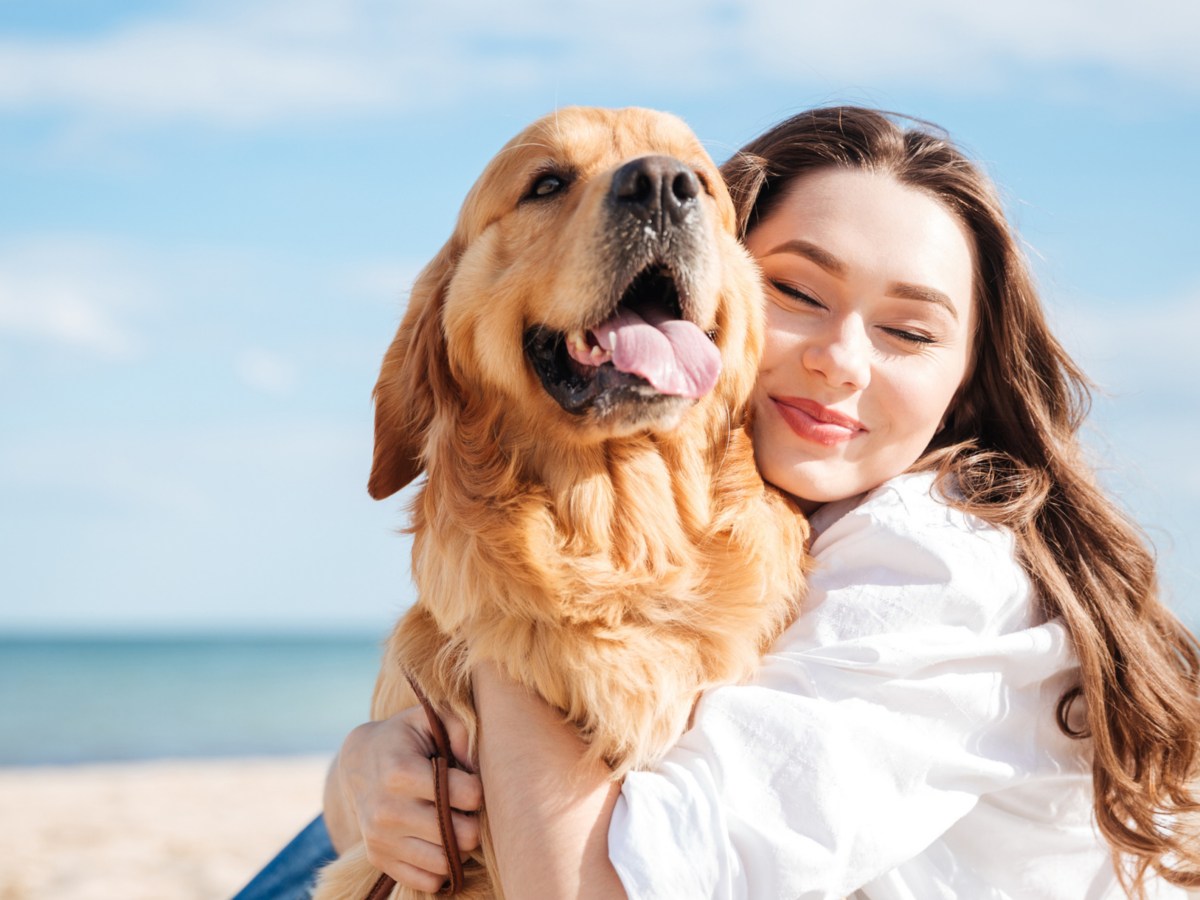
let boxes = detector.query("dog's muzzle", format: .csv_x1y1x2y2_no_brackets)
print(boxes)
525,155,721,423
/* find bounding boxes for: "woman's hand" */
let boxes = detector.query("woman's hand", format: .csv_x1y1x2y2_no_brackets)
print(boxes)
323,706,483,893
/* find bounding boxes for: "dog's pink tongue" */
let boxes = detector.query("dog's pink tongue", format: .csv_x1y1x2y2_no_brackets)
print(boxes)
592,308,721,398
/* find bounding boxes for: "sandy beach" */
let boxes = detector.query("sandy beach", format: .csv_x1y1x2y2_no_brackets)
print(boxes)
4,754,1198,900
0,755,331,900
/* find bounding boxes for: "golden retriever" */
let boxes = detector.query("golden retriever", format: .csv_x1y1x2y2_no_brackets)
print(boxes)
313,106,809,900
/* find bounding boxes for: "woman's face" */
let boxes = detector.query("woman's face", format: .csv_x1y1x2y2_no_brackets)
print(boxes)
747,168,977,512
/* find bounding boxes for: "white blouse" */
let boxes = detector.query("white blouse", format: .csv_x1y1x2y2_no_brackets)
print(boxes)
608,472,1188,899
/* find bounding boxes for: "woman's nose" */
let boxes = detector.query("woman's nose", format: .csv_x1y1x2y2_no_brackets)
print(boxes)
801,317,871,389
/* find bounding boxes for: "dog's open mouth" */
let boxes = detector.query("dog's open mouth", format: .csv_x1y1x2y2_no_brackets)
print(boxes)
524,265,721,416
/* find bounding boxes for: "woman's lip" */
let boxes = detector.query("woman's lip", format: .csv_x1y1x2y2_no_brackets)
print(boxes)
771,397,867,446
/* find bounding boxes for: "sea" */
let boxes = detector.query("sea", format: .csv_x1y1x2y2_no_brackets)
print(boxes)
6,613,1200,768
0,634,387,766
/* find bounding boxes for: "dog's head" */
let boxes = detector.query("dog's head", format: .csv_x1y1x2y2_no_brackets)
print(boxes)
369,107,762,499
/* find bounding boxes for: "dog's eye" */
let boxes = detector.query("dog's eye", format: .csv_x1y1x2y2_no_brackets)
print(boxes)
528,173,567,199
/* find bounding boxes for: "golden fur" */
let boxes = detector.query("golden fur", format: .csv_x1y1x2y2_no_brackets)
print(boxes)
313,107,808,900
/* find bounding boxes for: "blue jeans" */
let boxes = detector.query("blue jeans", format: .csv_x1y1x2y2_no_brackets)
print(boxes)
232,814,338,900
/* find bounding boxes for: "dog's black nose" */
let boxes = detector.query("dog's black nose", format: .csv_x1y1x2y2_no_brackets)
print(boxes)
610,155,700,226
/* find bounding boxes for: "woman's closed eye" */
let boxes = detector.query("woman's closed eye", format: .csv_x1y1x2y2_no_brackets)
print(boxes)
881,326,937,346
770,281,825,309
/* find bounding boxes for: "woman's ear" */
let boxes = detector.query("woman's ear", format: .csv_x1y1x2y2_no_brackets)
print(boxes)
367,239,460,500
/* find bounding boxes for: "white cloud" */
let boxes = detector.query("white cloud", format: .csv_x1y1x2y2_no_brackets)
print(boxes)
0,234,410,385
0,0,1196,127
0,237,149,358
0,20,388,125
735,0,1200,87
235,347,298,395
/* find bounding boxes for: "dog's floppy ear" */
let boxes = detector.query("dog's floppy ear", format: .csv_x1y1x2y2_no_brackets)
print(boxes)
367,240,460,500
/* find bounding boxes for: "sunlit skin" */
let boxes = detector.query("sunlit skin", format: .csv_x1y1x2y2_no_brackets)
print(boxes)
747,167,977,512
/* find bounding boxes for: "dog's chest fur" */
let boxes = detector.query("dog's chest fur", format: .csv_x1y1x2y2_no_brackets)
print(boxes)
385,405,806,775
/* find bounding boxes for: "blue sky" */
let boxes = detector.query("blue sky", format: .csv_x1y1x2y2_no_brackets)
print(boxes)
2,0,1198,633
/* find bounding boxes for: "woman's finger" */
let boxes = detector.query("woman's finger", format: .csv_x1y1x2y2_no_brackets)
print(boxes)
380,857,452,895
357,792,464,851
446,766,484,812
396,835,455,876
440,707,475,771
451,809,482,855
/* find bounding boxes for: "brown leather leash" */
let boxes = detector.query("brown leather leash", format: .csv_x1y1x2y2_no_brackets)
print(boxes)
363,673,465,899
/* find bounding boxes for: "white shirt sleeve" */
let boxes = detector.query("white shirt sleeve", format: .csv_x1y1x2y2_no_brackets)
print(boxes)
608,473,1083,900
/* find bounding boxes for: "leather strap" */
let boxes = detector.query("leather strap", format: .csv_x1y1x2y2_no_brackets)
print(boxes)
364,872,398,900
361,674,466,898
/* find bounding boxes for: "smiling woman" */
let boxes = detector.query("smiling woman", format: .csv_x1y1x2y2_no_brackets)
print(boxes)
747,167,976,512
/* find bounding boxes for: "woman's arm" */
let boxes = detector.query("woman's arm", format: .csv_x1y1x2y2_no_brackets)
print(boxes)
473,662,627,900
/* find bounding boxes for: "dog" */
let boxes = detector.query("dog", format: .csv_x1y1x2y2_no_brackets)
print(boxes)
313,106,809,900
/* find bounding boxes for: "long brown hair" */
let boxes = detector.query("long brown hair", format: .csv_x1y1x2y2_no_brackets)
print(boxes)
721,106,1200,895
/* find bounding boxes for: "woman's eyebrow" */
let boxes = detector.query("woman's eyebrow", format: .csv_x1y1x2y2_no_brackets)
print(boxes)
887,282,959,321
763,239,846,276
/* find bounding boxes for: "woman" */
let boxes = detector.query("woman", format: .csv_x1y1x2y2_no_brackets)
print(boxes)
323,108,1200,898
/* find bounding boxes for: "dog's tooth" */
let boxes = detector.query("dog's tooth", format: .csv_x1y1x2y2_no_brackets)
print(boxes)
567,329,588,356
